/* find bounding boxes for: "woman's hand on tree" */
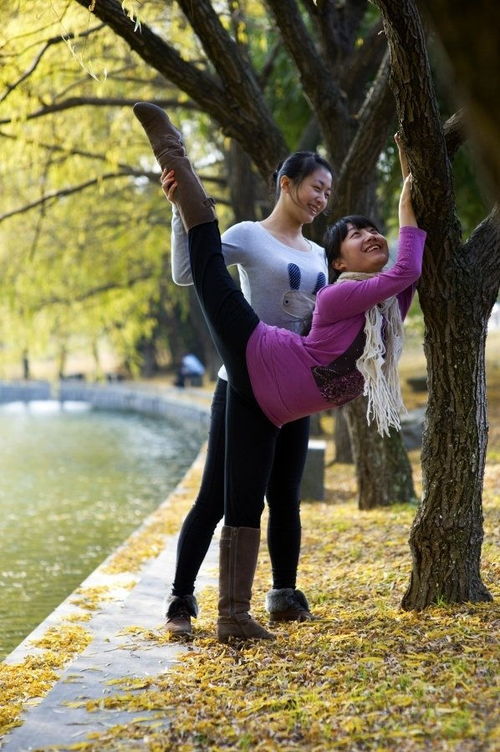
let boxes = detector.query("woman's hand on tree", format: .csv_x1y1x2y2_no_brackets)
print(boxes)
394,132,410,179
395,133,418,227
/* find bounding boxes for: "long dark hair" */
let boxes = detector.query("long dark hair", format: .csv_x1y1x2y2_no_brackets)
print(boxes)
323,214,381,282
272,151,333,203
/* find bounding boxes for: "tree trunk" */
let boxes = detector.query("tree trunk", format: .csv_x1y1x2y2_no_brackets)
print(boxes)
138,335,158,377
334,408,353,463
225,140,260,222
402,290,493,608
22,350,30,380
188,286,221,380
373,0,498,608
345,396,416,509
57,344,67,380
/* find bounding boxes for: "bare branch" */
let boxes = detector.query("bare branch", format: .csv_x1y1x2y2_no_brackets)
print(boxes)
0,96,199,125
0,173,134,222
332,51,395,218
264,0,352,163
0,25,104,105
35,272,155,311
73,0,287,176
0,166,229,224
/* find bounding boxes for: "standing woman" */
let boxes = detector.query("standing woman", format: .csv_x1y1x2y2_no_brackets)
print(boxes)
162,146,333,636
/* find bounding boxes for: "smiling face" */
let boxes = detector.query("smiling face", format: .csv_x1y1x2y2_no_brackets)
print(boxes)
333,223,389,274
283,167,332,223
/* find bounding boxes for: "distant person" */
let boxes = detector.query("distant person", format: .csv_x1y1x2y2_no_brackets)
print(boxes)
175,353,205,388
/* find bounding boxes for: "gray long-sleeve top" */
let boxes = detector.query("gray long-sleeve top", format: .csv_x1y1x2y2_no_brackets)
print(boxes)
171,206,328,355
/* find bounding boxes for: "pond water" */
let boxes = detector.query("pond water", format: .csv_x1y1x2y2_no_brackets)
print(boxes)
0,400,204,660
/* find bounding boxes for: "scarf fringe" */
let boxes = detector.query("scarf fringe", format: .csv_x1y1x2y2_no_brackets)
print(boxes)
336,271,406,436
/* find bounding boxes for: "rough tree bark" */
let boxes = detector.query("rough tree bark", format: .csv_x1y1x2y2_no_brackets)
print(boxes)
374,0,500,608
334,408,353,464
345,397,415,508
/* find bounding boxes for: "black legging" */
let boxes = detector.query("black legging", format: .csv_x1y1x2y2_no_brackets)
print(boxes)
187,220,304,537
172,378,310,596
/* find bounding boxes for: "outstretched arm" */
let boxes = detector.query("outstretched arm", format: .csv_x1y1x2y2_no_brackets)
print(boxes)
395,134,418,228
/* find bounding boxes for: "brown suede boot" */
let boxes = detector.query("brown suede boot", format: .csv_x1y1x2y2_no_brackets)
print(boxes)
217,526,275,643
133,102,216,230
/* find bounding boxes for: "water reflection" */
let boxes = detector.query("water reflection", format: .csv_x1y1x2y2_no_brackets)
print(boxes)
0,400,203,659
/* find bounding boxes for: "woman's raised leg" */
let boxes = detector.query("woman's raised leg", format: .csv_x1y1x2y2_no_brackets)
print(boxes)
134,103,274,641
133,102,216,230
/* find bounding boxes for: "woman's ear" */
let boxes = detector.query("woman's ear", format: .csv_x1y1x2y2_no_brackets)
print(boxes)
332,257,346,272
280,175,291,194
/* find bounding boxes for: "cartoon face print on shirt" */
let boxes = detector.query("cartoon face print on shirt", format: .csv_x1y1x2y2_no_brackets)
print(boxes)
282,263,326,331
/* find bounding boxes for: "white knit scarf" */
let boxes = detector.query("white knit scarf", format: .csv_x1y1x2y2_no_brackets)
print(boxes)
335,271,406,436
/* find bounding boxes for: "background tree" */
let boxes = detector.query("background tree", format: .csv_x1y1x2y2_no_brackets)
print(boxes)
0,2,229,377
65,0,417,509
1,0,417,510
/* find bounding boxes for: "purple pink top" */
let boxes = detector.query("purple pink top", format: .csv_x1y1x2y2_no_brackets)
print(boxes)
246,226,426,427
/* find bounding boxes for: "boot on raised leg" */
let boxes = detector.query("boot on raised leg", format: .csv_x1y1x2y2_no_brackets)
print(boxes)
217,525,275,643
133,102,216,231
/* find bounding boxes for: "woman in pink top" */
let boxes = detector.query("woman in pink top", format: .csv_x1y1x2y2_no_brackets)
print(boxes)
134,104,426,643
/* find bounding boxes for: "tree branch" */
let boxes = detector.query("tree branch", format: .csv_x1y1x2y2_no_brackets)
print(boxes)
332,51,395,218
372,0,457,244
264,0,353,164
340,19,387,112
462,207,500,306
443,109,466,160
0,25,104,104
72,0,287,176
303,0,370,71
0,96,199,125
0,167,229,224
300,0,346,70
0,173,136,222
35,272,155,311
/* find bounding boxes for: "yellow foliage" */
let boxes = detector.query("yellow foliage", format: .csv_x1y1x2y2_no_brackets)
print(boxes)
43,456,498,751
0,624,91,736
